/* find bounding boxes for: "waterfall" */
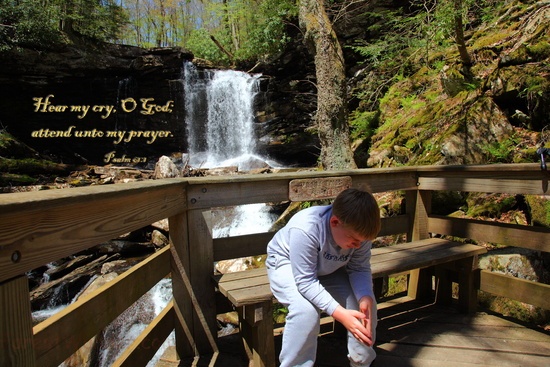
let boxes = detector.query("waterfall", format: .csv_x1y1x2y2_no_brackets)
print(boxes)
183,61,270,171
212,203,279,238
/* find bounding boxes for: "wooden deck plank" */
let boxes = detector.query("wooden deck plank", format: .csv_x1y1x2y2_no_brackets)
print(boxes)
202,299,550,367
375,343,550,367
378,331,550,356
379,315,550,343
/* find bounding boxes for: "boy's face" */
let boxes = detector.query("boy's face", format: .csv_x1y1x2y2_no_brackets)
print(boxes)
329,215,368,249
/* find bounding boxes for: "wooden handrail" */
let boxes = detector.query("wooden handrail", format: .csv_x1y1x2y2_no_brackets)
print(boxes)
0,179,187,284
0,163,548,366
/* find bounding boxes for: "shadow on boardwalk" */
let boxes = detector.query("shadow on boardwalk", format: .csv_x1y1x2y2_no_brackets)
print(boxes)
160,297,550,367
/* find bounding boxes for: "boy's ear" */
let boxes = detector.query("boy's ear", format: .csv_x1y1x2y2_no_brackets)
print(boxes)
329,215,341,227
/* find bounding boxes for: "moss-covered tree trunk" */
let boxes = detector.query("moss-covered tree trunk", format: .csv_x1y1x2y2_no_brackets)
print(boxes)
453,0,472,67
298,0,357,170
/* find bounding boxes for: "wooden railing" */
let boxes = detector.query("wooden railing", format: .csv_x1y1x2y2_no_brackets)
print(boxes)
1,164,549,366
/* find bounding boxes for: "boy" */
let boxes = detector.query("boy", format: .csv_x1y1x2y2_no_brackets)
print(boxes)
266,188,381,367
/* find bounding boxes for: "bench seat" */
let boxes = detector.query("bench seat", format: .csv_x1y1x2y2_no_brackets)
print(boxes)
213,238,487,367
215,238,486,306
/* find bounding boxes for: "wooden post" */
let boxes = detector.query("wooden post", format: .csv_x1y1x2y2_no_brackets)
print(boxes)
238,301,276,367
0,275,36,367
406,189,433,300
406,189,431,242
457,256,480,314
169,212,195,359
187,209,218,355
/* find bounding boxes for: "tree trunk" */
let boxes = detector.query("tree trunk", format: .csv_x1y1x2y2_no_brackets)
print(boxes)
453,0,472,67
299,0,357,170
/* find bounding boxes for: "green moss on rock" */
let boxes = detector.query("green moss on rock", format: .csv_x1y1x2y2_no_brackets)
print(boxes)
526,195,550,228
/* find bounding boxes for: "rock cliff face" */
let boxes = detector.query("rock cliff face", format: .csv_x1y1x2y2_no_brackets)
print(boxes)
0,41,320,168
0,45,185,165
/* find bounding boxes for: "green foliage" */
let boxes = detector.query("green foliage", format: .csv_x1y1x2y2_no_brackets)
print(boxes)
526,195,550,228
186,28,230,63
384,275,408,297
0,0,62,50
520,75,550,99
71,1,129,42
273,302,288,324
203,0,296,63
0,0,127,51
0,156,65,175
465,193,517,218
349,110,379,140
0,172,38,186
527,41,550,60
348,10,419,70
481,135,520,163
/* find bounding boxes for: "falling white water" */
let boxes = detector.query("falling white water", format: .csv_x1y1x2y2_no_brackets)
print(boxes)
212,203,279,238
97,278,174,367
183,61,271,171
183,61,281,237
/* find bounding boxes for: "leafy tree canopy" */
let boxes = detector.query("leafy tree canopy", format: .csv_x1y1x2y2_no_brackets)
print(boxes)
0,0,127,51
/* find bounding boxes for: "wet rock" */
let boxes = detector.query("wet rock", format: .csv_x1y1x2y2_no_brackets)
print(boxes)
30,254,120,311
479,247,550,284
101,260,134,275
151,230,169,247
215,258,256,274
152,218,170,232
95,240,156,257
154,155,181,178
43,254,95,281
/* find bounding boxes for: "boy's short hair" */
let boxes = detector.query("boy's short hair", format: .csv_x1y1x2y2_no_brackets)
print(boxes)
332,188,381,240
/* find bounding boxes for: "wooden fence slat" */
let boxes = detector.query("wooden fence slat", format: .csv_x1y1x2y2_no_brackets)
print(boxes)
351,171,419,193
0,275,36,367
0,180,186,283
379,215,409,237
428,216,550,252
186,178,290,209
213,232,275,261
418,177,548,195
185,169,420,209
479,270,550,310
33,246,171,367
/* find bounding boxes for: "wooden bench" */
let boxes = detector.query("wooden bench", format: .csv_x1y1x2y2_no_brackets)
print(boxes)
214,237,487,367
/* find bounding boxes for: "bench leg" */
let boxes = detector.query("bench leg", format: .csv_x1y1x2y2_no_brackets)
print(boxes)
238,301,276,367
457,256,480,314
373,277,385,299
435,265,453,306
407,268,433,301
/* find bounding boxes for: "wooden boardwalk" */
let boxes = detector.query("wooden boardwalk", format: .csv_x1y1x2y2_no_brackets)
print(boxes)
159,296,550,367
320,297,550,367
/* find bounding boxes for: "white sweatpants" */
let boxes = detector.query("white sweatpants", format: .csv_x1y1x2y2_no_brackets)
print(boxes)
266,254,377,367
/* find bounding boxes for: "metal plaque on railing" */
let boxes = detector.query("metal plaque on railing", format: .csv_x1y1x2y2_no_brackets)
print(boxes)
289,176,352,201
